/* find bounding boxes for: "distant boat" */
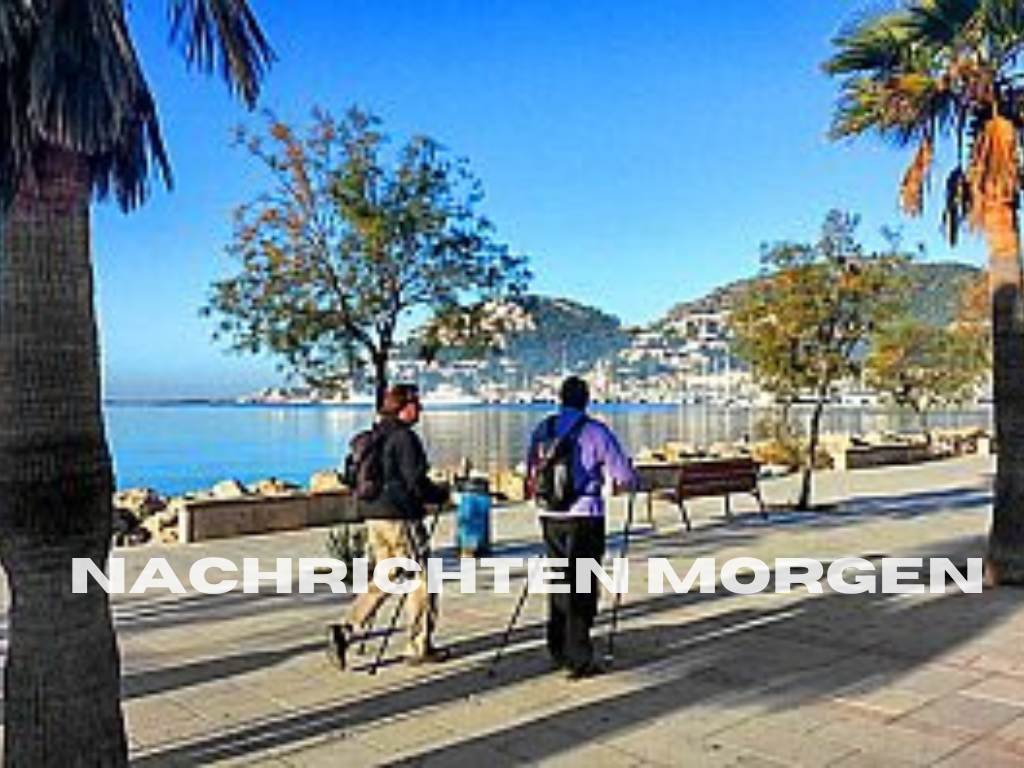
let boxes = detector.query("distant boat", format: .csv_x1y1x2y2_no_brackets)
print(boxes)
421,384,482,409
838,391,881,408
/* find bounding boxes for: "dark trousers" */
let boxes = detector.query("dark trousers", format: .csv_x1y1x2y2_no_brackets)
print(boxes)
541,515,606,672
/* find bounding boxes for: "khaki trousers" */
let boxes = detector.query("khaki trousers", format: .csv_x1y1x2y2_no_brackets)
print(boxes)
348,518,437,654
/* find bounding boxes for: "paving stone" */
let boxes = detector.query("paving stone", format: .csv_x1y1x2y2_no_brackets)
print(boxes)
991,715,1024,750
484,725,582,763
354,716,459,756
431,699,525,739
891,666,988,697
812,716,967,765
123,697,216,751
170,682,287,729
208,755,292,768
828,751,920,768
532,741,645,767
962,674,1024,707
273,734,388,767
707,715,859,766
935,742,1024,768
833,687,935,718
896,692,1024,738
391,742,523,767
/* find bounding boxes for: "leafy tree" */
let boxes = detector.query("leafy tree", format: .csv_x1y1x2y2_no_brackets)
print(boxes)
730,211,903,509
865,318,988,433
0,1,272,763
207,108,531,407
825,0,1024,584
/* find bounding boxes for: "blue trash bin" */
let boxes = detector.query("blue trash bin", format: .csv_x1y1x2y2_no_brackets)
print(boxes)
455,477,491,557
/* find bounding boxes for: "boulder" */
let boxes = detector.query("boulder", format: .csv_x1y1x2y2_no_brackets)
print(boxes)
662,441,700,461
141,511,179,545
310,470,347,494
254,477,301,496
113,487,167,519
112,508,151,547
212,479,249,499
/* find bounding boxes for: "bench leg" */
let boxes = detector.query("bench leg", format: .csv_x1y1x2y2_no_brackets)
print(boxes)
646,491,654,525
677,499,692,532
723,494,734,522
752,488,768,520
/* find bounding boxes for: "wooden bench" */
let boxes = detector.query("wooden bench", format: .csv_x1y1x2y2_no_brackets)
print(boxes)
636,457,767,531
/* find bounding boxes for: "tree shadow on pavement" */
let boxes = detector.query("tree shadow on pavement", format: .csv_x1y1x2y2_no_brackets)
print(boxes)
130,533,1021,766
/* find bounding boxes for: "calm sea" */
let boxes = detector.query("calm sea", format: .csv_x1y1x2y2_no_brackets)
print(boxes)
104,402,991,495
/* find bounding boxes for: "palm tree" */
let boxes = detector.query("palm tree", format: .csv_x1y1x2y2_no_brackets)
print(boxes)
0,2,272,763
825,0,1024,585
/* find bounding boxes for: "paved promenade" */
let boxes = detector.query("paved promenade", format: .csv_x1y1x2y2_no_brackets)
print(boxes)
104,455,1024,765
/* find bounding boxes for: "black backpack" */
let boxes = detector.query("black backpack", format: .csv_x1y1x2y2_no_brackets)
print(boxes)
532,415,588,512
344,424,390,502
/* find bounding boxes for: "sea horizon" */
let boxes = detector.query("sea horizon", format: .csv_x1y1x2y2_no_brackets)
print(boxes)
102,401,991,498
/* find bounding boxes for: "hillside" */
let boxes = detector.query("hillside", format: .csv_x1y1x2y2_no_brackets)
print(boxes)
660,260,982,328
411,262,983,378
502,295,630,374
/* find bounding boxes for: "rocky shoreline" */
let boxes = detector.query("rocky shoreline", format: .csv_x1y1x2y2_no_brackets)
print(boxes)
112,426,992,547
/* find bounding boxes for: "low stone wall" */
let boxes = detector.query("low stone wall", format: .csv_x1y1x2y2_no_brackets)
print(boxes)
177,490,360,543
831,443,934,471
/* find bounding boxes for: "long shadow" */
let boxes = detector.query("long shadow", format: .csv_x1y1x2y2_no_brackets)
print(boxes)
122,639,323,700
390,539,1018,766
131,534,1017,766
95,480,991,645
497,482,992,561
110,582,351,637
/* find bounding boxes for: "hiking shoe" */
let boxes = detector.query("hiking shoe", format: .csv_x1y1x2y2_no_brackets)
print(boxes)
565,661,605,681
405,646,451,665
326,623,350,671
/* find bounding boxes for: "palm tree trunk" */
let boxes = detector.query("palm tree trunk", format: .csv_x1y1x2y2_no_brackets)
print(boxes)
0,149,128,764
984,201,1024,585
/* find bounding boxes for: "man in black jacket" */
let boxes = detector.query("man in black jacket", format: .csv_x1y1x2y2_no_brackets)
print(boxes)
328,383,451,668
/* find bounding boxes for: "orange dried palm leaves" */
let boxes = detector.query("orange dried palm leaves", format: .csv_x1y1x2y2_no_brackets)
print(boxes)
900,137,933,216
968,115,1020,229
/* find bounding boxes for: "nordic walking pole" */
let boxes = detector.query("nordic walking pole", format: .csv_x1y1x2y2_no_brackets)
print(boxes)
369,505,443,675
605,490,636,663
486,576,531,677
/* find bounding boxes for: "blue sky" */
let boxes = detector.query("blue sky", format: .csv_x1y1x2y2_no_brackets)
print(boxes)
96,1,987,398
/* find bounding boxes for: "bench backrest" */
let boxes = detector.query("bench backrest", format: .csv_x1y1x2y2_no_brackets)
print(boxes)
677,457,758,498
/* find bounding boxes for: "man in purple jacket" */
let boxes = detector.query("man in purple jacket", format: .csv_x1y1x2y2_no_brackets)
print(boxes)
527,376,638,679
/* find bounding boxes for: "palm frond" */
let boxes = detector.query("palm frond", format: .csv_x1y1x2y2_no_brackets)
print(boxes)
907,0,979,48
2,0,272,211
900,136,934,215
19,0,172,210
825,10,916,77
942,166,971,245
0,0,35,66
166,0,275,107
0,1,35,207
980,0,1024,60
830,71,949,145
967,113,1020,229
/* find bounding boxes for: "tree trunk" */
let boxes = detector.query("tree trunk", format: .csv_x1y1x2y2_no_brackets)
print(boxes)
0,149,128,764
797,393,828,511
916,405,931,445
984,201,1024,585
372,352,390,412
